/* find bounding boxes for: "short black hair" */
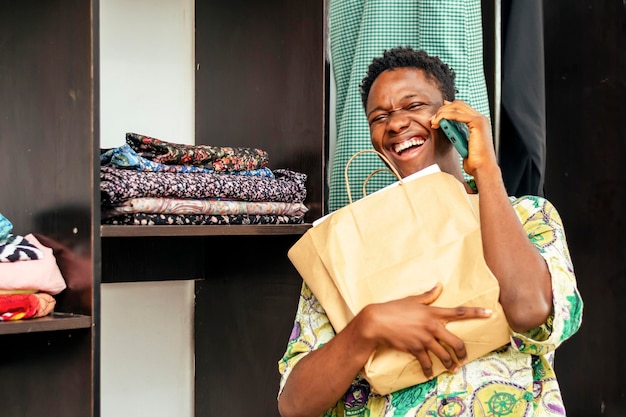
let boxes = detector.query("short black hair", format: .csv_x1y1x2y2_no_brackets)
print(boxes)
359,47,457,110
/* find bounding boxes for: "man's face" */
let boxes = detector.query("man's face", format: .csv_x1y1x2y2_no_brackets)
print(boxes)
366,68,450,178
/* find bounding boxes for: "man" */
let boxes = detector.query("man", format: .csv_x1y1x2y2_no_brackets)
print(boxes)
278,47,582,417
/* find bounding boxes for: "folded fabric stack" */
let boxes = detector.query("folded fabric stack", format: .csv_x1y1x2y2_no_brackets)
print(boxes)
100,133,308,225
0,213,64,321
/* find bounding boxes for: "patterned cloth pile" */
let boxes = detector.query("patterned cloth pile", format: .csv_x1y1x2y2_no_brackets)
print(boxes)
0,213,62,321
100,133,308,226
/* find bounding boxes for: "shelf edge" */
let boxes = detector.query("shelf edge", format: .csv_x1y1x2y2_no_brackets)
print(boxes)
100,224,312,237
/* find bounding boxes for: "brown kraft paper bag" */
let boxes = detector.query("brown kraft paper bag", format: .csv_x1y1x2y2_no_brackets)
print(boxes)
288,153,511,395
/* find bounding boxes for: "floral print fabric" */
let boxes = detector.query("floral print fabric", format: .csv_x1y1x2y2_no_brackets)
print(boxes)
101,144,275,177
102,198,308,218
278,195,583,417
102,213,304,226
126,133,269,172
100,167,307,205
100,135,308,226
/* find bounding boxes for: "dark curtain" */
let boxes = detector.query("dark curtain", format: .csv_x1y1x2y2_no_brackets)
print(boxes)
499,0,546,197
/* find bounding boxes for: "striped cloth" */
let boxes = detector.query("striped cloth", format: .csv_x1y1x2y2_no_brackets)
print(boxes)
328,0,490,212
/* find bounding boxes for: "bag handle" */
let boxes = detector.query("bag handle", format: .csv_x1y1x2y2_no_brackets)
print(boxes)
344,150,403,204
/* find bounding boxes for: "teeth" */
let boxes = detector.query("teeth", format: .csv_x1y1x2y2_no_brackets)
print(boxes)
394,138,425,153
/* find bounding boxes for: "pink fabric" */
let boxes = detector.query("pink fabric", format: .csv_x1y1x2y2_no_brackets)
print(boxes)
0,234,67,294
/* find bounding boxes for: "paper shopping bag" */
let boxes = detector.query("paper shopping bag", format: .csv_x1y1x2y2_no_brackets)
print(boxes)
288,151,510,395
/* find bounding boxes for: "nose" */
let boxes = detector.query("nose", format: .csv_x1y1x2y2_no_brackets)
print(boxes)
386,109,410,133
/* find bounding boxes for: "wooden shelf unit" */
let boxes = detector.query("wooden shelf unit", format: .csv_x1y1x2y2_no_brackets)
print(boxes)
0,1,99,416
0,313,92,336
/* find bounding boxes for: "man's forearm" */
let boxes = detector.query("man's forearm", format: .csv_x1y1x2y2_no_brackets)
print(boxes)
279,311,377,417
474,165,553,332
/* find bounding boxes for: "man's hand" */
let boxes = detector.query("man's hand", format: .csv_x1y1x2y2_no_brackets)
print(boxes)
430,99,498,179
359,283,493,379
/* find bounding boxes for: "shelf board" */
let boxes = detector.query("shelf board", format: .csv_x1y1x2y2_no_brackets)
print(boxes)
0,312,92,335
100,224,312,237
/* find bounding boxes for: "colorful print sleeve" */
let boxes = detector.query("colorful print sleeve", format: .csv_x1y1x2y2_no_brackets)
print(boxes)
278,282,337,398
509,196,583,356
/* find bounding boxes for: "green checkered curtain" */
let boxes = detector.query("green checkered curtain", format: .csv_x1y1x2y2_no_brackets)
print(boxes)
328,0,490,212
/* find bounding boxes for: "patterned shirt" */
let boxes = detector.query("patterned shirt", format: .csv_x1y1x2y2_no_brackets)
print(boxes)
278,195,583,417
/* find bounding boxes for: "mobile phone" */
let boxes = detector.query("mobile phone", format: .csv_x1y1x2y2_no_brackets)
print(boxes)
439,119,469,158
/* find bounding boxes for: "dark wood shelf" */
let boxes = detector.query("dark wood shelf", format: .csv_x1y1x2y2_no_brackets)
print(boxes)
100,224,312,237
0,312,92,335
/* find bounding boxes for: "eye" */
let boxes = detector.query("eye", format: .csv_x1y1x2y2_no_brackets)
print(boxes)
369,113,388,125
406,102,424,111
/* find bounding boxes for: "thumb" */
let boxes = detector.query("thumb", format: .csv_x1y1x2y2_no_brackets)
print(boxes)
412,282,443,305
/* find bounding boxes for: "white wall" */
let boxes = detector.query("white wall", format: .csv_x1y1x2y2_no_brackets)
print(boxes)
100,0,194,147
99,1,195,416
100,281,195,417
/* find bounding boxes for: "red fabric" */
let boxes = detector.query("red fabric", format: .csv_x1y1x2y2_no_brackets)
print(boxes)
0,293,41,321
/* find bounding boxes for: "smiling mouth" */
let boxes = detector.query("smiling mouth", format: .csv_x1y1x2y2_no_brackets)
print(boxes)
393,137,425,154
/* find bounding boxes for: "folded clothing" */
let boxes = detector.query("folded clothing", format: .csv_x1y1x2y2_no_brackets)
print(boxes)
0,234,44,262
126,132,270,172
0,292,56,321
100,167,307,204
102,213,306,226
0,213,13,242
101,144,275,177
102,198,308,218
0,234,67,294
